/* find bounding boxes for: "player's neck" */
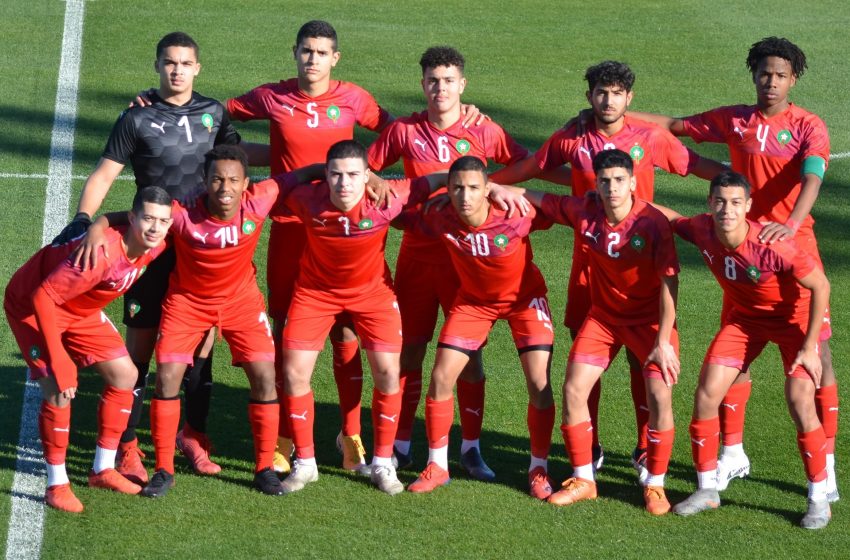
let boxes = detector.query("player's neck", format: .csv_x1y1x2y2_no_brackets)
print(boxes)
298,76,331,97
157,87,193,106
757,98,790,118
594,115,626,137
462,203,490,228
122,236,145,261
428,106,462,130
205,198,238,222
716,222,749,249
604,198,633,225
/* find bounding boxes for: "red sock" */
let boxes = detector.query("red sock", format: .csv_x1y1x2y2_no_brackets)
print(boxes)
587,380,601,449
97,385,134,450
39,401,71,465
285,392,315,459
396,368,422,441
720,381,751,446
646,427,675,476
527,403,555,459
372,388,403,459
815,384,838,454
150,397,181,474
332,339,363,436
248,401,279,472
425,396,454,449
457,378,485,441
562,421,593,469
797,427,828,482
630,367,649,449
689,416,720,471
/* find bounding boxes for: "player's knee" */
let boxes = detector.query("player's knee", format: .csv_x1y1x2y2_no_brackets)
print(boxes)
400,343,428,370
563,381,589,409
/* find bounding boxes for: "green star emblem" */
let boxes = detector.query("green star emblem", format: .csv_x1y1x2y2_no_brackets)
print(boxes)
242,220,257,235
629,144,645,162
327,105,341,122
128,300,141,318
494,234,509,250
746,265,761,282
358,218,373,230
630,234,645,251
29,345,41,360
776,129,793,145
201,113,214,132
456,139,471,154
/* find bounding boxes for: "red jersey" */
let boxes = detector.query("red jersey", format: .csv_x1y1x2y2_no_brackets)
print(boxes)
535,115,698,199
275,177,431,296
674,214,817,322
539,195,679,325
367,111,529,265
6,228,166,324
680,104,830,229
167,175,293,304
407,204,550,306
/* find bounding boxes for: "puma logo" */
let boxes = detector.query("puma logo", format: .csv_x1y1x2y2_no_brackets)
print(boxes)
312,218,328,227
289,410,308,421
150,121,166,134
120,409,132,414
413,139,427,151
464,408,482,417
578,146,592,160
734,126,746,140
379,414,398,423
691,437,706,447
53,427,70,432
281,102,295,116
193,231,209,244
584,231,600,243
721,403,738,412
702,250,714,264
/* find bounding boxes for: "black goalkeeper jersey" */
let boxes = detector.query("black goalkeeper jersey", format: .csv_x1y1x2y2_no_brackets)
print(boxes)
102,91,241,201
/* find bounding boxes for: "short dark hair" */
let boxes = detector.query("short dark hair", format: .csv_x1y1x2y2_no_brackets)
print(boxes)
327,139,367,164
746,37,807,78
448,155,487,182
203,145,249,178
709,170,751,198
592,149,633,175
132,186,172,214
585,61,635,92
296,20,338,50
156,32,199,60
419,46,465,75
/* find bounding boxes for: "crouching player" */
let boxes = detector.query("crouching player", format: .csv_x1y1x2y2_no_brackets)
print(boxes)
523,149,681,515
657,171,831,529
4,187,173,512
402,156,556,499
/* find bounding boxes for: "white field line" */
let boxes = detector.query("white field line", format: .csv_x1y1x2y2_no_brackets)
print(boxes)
6,1,85,560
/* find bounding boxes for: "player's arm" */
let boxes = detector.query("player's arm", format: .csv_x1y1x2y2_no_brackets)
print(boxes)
51,158,125,245
71,212,130,270
788,267,830,386
645,274,681,387
689,155,730,181
648,201,684,223
626,111,687,136
489,156,543,185
31,286,77,397
759,169,824,244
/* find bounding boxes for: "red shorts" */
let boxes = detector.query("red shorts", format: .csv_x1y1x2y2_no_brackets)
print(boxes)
266,220,307,323
569,315,679,379
283,284,402,352
7,309,127,381
394,252,460,345
438,293,555,352
156,288,274,365
705,318,817,379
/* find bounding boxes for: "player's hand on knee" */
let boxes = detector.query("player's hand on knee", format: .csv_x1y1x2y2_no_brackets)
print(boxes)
51,212,91,246
789,346,822,388
646,342,680,387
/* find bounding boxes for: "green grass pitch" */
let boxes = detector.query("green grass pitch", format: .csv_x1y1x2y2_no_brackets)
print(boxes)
1,0,848,557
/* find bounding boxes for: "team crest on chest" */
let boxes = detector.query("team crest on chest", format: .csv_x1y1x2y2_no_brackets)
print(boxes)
242,220,257,235
630,234,645,251
776,129,792,145
746,265,761,282
327,105,341,123
358,218,373,230
629,144,645,162
201,113,214,132
494,234,509,250
456,139,471,154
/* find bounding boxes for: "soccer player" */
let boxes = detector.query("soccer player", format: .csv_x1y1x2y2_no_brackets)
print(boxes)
654,171,831,529
366,46,544,479
4,187,173,512
402,156,556,499
629,37,837,498
522,149,681,515
494,61,725,480
53,32,256,482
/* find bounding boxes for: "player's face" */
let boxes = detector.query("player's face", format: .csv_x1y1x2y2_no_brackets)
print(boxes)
587,84,633,124
709,185,752,234
595,167,636,212
448,169,490,224
155,46,200,96
422,65,466,115
294,37,339,85
753,56,796,110
128,202,173,250
326,157,369,211
205,159,249,217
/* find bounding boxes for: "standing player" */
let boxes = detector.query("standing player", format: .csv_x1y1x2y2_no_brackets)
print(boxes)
53,32,256,482
494,61,725,478
523,149,681,515
629,37,837,498
4,187,173,512
367,46,543,479
402,156,557,499
655,172,831,529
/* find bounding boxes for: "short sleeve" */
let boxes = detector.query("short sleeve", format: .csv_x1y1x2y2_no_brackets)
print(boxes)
680,107,731,144
101,110,137,164
226,85,271,121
